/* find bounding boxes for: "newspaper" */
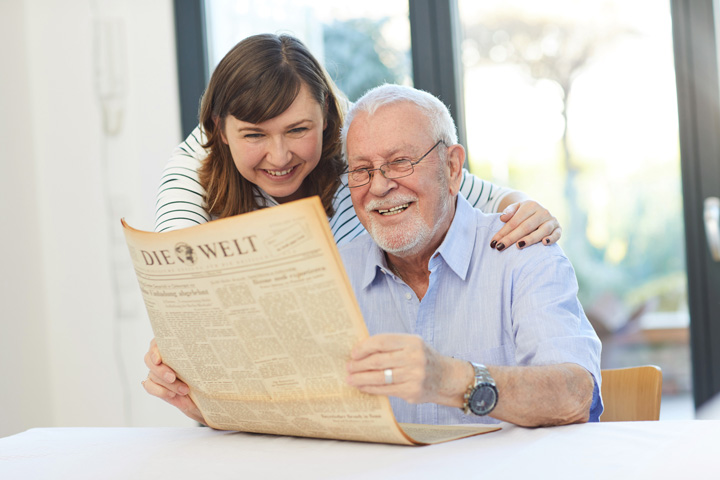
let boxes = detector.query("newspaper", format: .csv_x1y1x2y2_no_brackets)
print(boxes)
122,197,499,445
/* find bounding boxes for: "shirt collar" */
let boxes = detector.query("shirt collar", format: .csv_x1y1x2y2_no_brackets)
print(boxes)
433,194,476,281
253,187,280,208
360,194,478,288
361,237,390,289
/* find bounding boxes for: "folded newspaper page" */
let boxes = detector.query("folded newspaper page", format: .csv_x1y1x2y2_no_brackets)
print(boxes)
122,196,499,445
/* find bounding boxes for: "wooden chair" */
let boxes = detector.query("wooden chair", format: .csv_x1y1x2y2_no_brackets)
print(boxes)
600,365,663,421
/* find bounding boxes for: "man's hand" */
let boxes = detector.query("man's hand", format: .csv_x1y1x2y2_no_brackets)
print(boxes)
142,338,206,425
491,200,562,251
345,334,471,407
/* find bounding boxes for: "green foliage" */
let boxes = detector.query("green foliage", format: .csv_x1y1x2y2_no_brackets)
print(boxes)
502,152,686,311
466,6,684,315
322,18,409,101
562,162,686,309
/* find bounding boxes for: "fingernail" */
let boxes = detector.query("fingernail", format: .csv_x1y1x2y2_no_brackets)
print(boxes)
490,240,497,249
545,238,550,245
496,243,505,251
164,372,175,383
178,385,189,395
518,241,526,248
151,353,160,364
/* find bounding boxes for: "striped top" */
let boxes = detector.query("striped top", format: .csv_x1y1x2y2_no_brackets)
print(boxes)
155,126,512,245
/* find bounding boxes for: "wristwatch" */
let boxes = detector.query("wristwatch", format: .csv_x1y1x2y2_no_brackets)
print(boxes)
462,362,498,416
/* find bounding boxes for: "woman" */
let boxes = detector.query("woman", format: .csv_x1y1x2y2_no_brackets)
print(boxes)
144,33,561,422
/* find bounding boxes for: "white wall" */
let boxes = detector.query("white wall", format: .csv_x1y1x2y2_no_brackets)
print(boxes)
0,0,196,437
0,0,53,437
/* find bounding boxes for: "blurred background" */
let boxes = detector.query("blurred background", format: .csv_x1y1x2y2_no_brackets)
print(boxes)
2,0,719,437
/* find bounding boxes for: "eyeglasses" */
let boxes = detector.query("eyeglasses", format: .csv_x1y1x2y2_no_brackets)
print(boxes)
345,140,445,188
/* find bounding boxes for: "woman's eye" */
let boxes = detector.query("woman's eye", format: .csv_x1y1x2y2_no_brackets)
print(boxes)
244,133,263,139
289,127,308,135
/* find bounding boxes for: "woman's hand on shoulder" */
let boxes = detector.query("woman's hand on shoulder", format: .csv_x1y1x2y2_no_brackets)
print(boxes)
490,200,562,251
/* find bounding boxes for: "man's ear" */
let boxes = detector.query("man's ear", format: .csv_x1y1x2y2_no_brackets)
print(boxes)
445,144,465,196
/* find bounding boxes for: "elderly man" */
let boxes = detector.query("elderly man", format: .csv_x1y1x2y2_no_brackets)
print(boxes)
340,84,602,427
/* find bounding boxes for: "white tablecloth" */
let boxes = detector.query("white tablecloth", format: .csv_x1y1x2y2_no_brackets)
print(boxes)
1,420,717,479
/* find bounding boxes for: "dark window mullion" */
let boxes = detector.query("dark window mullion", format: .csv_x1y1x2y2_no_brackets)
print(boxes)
173,0,209,138
409,0,468,162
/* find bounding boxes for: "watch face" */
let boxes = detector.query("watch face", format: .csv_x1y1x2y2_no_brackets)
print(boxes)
470,384,497,415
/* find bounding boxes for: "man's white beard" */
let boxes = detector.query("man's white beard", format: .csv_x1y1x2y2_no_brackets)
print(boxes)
367,206,430,257
365,183,451,258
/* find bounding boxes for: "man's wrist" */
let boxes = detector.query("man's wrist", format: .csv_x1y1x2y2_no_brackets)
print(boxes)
438,357,476,408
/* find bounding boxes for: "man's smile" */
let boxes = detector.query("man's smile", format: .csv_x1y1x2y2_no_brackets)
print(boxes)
365,195,418,220
377,203,411,216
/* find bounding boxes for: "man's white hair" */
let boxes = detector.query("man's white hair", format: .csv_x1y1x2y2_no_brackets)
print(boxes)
340,84,459,160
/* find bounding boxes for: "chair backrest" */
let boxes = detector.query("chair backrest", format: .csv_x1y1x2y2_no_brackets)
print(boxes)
600,365,663,422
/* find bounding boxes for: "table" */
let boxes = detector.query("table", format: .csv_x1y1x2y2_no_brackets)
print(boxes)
1,420,717,479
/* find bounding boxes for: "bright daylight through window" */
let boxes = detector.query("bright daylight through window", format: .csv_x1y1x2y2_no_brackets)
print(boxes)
459,0,691,418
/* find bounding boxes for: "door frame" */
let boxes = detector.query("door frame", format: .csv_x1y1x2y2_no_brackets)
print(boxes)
671,0,720,408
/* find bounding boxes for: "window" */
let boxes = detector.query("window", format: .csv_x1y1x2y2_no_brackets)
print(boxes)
458,0,692,416
174,0,720,413
205,0,412,103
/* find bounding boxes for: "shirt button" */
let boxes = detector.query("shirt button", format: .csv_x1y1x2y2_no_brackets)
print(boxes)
405,292,412,300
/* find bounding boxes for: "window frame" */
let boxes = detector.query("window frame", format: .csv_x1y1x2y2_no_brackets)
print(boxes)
172,0,466,147
173,0,209,138
671,0,720,409
173,0,720,410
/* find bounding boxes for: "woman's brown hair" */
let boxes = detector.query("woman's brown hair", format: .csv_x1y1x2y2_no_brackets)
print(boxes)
198,34,346,218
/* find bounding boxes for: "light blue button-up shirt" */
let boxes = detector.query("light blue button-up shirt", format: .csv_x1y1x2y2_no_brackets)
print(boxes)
339,194,603,425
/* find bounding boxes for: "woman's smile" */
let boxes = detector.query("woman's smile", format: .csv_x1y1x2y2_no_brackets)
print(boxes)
222,84,325,203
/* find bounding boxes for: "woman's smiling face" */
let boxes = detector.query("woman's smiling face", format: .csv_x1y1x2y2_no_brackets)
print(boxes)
221,83,326,204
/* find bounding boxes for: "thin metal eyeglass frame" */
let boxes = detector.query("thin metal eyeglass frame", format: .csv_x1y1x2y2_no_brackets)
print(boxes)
345,140,445,188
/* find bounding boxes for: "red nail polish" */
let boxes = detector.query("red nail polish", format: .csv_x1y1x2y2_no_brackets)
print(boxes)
490,240,497,249
518,241,526,248
497,243,505,251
